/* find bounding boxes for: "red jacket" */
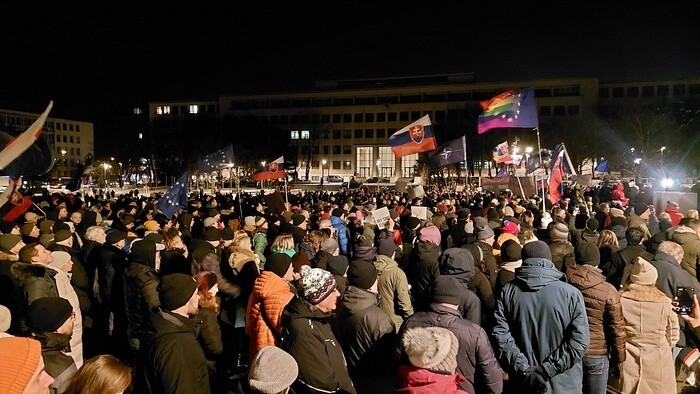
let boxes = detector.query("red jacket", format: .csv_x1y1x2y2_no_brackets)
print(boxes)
665,206,684,226
611,184,628,207
396,365,467,394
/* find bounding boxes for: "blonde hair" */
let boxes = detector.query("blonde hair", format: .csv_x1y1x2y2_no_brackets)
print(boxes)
64,355,131,394
164,234,182,251
597,229,619,248
307,231,326,252
232,230,251,248
271,234,294,251
688,209,699,220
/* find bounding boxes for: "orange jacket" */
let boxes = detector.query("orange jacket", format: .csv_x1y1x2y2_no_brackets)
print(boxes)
245,271,295,361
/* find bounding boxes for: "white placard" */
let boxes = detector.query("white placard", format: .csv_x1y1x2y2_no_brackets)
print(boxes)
372,206,391,230
411,206,427,220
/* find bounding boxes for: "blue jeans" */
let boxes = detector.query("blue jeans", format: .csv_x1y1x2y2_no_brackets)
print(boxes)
582,355,609,394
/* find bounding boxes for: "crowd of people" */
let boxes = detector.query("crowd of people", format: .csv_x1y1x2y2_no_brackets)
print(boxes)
0,178,699,393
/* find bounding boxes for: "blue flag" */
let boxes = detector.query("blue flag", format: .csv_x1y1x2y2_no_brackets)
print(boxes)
427,136,466,168
595,159,608,173
156,171,189,219
197,144,234,172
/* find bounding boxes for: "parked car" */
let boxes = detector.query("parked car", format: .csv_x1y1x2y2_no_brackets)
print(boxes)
326,175,344,183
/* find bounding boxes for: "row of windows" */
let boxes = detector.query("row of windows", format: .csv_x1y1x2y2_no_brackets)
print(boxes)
55,147,81,156
257,105,580,127
155,104,218,115
0,116,81,132
299,160,353,170
48,134,81,144
599,84,700,99
54,158,80,166
229,85,582,110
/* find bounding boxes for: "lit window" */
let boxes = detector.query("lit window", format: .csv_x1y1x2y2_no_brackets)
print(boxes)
189,105,198,114
301,130,310,139
133,108,143,115
156,106,163,115
163,105,171,114
138,133,143,140
290,130,299,140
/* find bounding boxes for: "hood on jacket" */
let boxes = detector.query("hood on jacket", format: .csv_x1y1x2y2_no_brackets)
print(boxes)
374,254,399,274
342,286,378,314
33,331,72,353
353,245,377,262
439,247,474,283
253,271,295,300
415,241,441,263
11,262,56,282
515,258,565,291
396,365,465,393
673,226,700,243
130,239,157,269
566,263,605,290
652,251,679,267
143,310,196,345
283,295,331,321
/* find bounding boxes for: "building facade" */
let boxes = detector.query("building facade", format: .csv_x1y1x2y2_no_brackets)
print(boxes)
148,73,700,181
0,107,94,178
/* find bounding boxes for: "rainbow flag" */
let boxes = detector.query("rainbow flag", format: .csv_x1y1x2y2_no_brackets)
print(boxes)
477,88,538,134
388,115,437,158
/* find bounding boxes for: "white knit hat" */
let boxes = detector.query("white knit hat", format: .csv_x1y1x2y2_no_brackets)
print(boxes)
248,346,298,393
402,326,459,374
298,265,336,305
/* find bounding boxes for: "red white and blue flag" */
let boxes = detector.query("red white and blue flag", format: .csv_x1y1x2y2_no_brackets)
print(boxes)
388,115,437,159
253,156,285,181
548,143,576,204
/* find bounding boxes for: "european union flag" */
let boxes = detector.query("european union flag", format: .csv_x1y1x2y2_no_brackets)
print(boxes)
197,144,234,172
595,159,608,173
156,171,189,219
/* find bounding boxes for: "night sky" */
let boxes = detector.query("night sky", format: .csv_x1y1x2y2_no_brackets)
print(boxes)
1,1,699,121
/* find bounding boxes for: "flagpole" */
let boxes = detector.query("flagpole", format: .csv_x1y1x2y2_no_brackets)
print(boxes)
237,166,243,220
536,127,546,213
512,163,526,199
462,136,467,190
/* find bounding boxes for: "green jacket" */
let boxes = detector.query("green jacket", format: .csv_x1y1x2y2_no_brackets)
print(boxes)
373,254,413,329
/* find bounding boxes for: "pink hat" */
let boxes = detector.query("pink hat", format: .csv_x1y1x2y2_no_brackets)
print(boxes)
418,225,441,246
355,211,363,221
502,219,519,236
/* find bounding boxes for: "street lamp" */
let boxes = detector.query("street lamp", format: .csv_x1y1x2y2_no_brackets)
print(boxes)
260,161,266,189
118,162,123,189
321,159,327,184
102,162,112,189
376,159,381,177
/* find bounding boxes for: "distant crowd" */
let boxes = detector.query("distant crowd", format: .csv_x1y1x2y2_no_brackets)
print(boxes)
0,179,699,394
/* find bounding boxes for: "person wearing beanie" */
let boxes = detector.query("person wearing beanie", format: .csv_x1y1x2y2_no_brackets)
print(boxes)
406,222,444,313
46,229,91,341
191,227,222,269
548,221,575,272
287,213,308,247
44,250,84,369
326,252,349,296
463,224,499,289
447,209,470,248
282,265,355,393
374,233,414,330
438,249,486,325
628,203,652,241
601,227,654,290
0,233,25,255
493,240,589,393
21,222,40,245
565,241,626,392
141,273,210,394
578,217,600,245
248,346,299,394
264,253,294,281
397,327,465,393
123,239,161,353
495,239,523,296
401,275,503,393
0,337,54,393
619,257,679,394
337,260,395,390
27,296,78,393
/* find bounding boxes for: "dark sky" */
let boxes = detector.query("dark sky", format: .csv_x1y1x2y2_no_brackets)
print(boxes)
1,1,699,121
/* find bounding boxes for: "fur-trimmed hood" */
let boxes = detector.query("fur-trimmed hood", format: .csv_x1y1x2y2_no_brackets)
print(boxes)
11,262,56,282
621,283,671,303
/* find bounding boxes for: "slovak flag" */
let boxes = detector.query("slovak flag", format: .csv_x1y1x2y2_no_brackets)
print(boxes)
252,156,286,181
388,115,437,159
